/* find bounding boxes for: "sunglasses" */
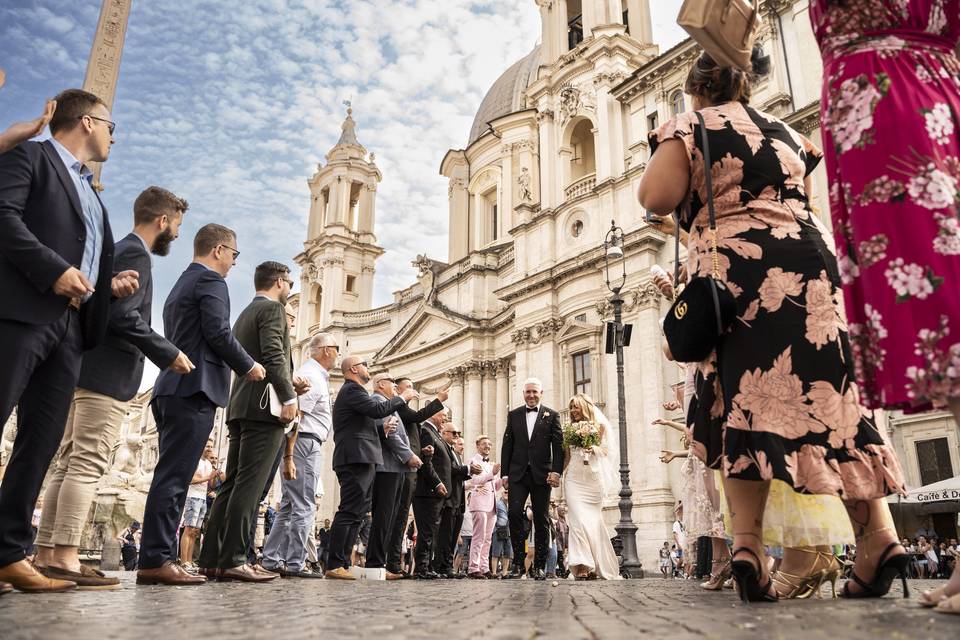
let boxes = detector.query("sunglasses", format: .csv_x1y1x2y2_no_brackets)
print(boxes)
217,244,240,258
81,114,116,135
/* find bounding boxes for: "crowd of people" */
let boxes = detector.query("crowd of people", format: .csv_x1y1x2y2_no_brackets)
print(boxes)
0,0,958,617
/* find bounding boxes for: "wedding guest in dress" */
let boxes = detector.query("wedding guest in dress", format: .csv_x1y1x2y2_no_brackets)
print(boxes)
809,0,960,613
638,47,907,602
562,394,621,581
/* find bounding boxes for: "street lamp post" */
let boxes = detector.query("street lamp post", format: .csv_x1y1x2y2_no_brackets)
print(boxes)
603,220,643,578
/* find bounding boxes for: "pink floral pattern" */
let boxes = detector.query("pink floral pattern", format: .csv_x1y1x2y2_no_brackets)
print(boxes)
650,102,904,499
811,0,960,411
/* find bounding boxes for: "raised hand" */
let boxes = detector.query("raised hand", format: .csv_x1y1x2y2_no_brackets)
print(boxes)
52,266,94,298
469,462,482,475
400,387,419,402
0,99,56,154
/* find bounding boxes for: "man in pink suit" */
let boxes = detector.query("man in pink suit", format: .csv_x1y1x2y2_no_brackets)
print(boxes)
465,436,501,579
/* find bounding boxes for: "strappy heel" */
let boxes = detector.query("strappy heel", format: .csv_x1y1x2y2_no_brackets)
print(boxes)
730,547,777,603
771,549,842,600
841,541,910,599
700,559,732,591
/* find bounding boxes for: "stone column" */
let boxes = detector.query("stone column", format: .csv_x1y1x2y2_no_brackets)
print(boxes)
499,146,513,240
537,111,557,210
626,0,653,44
446,367,464,424
463,362,483,450
493,360,510,458
481,361,497,435
358,182,376,234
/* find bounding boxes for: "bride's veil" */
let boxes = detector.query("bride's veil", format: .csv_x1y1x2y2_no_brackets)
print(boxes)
590,403,621,505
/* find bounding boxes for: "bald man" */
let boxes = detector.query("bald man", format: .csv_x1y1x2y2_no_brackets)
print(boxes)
324,356,418,579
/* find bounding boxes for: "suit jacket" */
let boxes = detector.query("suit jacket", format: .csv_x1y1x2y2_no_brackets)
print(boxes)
330,380,405,469
396,398,444,474
465,453,501,513
443,442,470,513
0,140,115,348
152,263,255,407
225,296,294,425
415,422,448,499
500,405,563,485
373,392,414,473
78,233,179,401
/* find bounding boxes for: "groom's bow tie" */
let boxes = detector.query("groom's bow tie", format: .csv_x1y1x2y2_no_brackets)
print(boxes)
482,457,489,462
525,406,539,413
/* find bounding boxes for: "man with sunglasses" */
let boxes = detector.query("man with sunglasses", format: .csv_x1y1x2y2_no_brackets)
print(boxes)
261,332,337,578
0,88,140,593
325,356,419,579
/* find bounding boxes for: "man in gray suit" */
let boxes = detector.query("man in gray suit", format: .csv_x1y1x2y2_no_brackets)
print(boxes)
365,373,423,578
33,186,193,589
197,261,305,582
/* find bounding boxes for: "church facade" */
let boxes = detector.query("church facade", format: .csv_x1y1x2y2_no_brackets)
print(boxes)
289,0,836,568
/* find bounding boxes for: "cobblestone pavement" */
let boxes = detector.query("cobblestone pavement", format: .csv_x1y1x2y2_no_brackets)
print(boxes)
0,574,957,640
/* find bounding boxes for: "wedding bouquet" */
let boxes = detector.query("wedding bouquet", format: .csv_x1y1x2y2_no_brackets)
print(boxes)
563,420,602,449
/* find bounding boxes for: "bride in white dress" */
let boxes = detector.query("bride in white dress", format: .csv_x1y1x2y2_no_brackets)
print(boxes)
563,393,622,580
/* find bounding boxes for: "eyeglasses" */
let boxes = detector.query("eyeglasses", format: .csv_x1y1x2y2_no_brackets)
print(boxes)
217,244,240,258
352,361,367,369
280,276,294,286
81,114,116,135
445,430,462,436
325,345,340,352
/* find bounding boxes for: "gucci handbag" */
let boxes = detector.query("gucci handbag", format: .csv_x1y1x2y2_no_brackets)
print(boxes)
677,0,761,71
662,111,737,363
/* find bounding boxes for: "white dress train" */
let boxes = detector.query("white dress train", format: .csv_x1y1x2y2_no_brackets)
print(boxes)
562,427,622,580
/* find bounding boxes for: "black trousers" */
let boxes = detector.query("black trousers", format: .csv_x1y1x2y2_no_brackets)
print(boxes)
0,312,83,567
433,505,463,574
508,472,551,571
366,472,403,568
247,438,285,564
140,393,217,569
696,536,713,578
199,420,285,569
386,472,416,570
412,496,443,574
327,463,376,570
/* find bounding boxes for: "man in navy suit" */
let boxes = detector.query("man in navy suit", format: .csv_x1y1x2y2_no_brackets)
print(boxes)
137,223,266,586
0,89,139,593
324,356,418,580
33,186,193,590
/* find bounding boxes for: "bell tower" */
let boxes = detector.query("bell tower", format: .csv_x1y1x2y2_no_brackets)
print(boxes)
295,106,383,340
537,0,652,66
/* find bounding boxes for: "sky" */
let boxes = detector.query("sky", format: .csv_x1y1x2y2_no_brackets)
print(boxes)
0,0,687,388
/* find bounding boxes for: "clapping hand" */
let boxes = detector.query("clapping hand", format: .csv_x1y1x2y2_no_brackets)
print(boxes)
383,415,399,436
469,462,482,475
492,463,501,475
0,99,56,154
111,270,140,298
293,376,311,395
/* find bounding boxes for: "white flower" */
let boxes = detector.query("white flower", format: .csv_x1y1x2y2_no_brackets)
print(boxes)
884,258,934,300
838,254,860,285
830,77,882,153
934,214,960,255
924,103,954,145
907,163,958,210
865,304,889,340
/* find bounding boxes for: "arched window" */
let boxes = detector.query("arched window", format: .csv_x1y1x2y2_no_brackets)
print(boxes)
569,119,596,182
481,186,499,244
670,90,685,116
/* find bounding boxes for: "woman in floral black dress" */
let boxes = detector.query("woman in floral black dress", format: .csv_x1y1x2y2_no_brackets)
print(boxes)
638,50,906,602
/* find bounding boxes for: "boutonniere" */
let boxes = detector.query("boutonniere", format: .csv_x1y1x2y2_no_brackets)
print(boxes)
544,411,551,418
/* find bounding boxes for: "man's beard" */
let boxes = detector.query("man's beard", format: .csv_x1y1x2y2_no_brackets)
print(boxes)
151,227,176,256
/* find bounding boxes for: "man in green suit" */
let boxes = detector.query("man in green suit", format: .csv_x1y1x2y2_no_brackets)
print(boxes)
198,261,306,582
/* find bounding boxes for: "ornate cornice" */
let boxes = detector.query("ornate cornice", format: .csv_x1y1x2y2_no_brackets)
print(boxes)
511,317,565,346
594,281,663,318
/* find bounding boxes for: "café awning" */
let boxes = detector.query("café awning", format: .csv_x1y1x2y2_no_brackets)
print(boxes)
889,476,960,504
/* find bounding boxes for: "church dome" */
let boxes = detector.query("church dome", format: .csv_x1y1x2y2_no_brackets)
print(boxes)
468,46,541,145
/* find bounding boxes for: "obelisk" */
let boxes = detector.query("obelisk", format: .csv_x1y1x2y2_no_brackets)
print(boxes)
81,0,132,189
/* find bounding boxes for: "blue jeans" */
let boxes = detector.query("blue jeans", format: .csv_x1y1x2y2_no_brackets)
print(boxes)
546,541,558,575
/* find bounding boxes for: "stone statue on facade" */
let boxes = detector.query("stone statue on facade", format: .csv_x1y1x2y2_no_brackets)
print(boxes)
518,166,533,202
412,254,442,305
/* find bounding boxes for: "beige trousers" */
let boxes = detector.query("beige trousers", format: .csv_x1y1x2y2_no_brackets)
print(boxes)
36,388,129,548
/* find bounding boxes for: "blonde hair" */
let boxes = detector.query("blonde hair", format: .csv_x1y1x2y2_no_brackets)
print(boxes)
568,393,598,423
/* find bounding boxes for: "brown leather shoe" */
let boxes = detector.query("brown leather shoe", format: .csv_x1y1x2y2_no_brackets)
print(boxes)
385,570,403,580
251,564,280,578
0,581,14,596
324,567,356,580
0,559,76,593
40,564,121,590
219,564,277,583
137,561,206,586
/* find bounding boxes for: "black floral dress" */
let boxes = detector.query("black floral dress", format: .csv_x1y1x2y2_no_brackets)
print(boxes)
649,102,905,500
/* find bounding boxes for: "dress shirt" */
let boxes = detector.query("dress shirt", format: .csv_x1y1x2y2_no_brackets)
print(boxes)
525,405,540,440
132,231,153,266
295,357,332,441
50,138,104,302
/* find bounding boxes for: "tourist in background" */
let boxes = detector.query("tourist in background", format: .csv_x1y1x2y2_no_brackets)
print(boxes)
490,489,512,578
178,440,217,572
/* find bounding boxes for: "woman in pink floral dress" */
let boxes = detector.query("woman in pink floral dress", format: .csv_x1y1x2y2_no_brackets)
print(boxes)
810,0,960,612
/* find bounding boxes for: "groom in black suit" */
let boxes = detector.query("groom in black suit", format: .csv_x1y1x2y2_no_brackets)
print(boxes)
500,378,563,580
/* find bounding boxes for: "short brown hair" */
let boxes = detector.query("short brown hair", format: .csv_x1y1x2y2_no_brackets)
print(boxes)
49,89,107,135
254,261,290,291
684,47,770,106
194,223,236,256
133,186,188,226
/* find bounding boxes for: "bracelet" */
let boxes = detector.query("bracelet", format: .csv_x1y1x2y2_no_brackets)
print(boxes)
284,455,294,459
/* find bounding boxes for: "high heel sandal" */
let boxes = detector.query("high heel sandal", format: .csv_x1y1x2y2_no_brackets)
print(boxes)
730,547,777,603
700,559,731,591
841,541,910,599
771,549,842,600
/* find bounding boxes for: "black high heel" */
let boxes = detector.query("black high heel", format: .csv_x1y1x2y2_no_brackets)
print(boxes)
841,542,910,599
730,547,777,604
